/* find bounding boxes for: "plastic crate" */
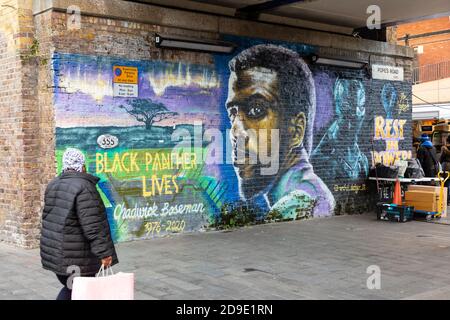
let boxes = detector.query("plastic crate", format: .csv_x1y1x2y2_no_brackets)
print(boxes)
376,203,414,222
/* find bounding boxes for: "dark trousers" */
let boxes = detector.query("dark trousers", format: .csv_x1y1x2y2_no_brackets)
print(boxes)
445,179,450,205
56,274,95,300
56,275,72,300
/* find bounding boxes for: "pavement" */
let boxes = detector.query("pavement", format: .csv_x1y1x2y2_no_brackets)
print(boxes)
2,213,450,300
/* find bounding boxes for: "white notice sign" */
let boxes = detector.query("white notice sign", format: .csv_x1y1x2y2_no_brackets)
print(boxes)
113,83,138,98
371,64,404,81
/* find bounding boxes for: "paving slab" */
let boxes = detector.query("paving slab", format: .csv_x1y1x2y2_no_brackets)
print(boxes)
2,213,450,299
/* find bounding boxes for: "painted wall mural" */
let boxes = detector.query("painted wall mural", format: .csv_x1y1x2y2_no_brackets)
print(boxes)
53,35,412,242
311,78,368,181
371,83,412,166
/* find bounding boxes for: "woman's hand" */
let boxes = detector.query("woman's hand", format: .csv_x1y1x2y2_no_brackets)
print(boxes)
101,256,113,267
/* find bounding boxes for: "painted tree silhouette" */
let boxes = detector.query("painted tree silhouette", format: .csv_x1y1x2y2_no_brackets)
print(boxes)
119,98,178,129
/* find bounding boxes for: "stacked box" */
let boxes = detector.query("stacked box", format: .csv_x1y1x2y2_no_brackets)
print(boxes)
404,185,447,216
404,191,438,212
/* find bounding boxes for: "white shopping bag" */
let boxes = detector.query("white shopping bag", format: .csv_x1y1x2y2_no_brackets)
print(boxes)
72,266,134,300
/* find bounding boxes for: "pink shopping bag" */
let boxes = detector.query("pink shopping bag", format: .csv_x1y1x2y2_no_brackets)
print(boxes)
72,266,134,300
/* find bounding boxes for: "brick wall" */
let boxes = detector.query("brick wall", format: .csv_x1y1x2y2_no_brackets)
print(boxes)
397,16,450,66
0,0,41,247
0,0,20,239
0,0,414,246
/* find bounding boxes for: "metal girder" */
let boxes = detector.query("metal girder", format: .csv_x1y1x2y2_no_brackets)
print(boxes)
352,26,388,42
235,0,305,20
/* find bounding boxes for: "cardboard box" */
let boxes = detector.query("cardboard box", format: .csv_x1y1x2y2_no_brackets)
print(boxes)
407,185,447,217
408,185,440,194
404,191,437,202
404,200,437,212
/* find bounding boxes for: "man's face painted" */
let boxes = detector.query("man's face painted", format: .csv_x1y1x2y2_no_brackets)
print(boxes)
226,67,282,198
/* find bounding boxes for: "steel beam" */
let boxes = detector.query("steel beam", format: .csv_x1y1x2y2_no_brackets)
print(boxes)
235,0,305,20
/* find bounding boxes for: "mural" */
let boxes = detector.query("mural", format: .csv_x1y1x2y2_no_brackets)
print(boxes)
372,83,412,166
53,36,412,242
54,54,224,242
311,78,368,180
224,44,334,221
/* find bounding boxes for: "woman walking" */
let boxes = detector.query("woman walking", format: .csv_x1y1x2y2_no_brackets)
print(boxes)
40,148,118,300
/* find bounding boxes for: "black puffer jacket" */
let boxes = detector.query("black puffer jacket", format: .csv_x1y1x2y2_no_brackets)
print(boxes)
40,171,118,276
417,145,438,177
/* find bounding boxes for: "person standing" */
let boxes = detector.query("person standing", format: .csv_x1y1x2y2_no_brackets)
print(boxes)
417,134,439,177
440,136,450,204
40,148,118,300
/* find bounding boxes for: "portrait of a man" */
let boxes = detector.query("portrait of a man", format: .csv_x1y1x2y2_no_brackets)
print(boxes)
225,44,335,220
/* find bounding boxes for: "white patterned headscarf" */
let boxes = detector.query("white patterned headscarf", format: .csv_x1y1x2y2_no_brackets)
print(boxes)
62,148,85,173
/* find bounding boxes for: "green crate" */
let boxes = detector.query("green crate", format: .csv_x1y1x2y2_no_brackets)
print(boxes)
376,203,414,223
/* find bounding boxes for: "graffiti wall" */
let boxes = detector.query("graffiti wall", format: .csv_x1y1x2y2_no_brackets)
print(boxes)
53,35,412,242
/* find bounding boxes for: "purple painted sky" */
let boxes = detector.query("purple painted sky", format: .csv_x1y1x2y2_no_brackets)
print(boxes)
313,71,335,132
55,58,222,128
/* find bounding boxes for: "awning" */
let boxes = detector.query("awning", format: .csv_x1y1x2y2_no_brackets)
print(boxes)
413,104,450,120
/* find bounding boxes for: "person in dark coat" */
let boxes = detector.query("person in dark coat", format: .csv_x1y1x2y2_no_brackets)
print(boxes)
440,135,450,204
40,148,118,300
417,134,439,177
